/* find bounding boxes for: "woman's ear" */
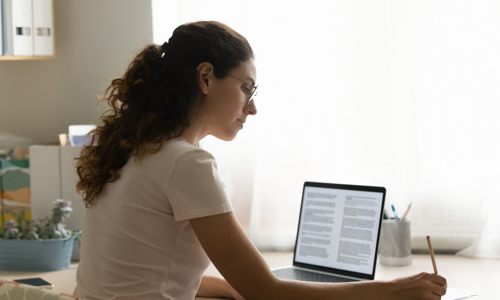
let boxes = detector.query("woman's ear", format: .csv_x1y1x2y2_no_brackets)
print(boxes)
196,62,214,95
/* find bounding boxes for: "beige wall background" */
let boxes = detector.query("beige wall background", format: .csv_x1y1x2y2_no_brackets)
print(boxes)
0,0,153,143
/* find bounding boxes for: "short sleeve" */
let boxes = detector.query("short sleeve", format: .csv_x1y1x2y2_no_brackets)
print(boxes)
166,149,233,221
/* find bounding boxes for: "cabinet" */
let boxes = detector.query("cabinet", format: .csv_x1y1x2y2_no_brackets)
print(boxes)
29,145,85,231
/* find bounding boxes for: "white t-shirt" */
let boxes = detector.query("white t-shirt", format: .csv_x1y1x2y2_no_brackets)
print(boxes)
75,137,233,300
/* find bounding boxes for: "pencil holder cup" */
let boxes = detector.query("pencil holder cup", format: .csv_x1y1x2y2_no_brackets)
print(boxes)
379,219,412,266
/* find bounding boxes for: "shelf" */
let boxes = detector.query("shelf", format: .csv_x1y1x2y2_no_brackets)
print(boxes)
0,56,55,60
1,0,55,61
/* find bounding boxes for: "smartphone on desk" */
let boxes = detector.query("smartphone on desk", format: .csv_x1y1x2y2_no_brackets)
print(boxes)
13,277,54,289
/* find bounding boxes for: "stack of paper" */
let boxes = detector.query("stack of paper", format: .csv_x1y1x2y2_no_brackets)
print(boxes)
443,287,478,300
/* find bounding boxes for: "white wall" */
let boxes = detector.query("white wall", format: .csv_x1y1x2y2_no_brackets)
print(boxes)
0,0,153,143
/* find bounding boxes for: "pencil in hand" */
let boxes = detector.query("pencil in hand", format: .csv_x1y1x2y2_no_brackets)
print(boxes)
426,236,438,274
426,236,447,289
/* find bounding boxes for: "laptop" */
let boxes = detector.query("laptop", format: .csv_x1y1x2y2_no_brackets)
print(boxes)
272,181,386,283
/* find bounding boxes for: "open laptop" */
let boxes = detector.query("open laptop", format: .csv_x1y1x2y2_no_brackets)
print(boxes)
272,181,386,283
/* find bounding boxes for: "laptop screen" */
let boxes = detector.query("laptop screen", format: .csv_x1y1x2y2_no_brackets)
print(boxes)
293,182,386,278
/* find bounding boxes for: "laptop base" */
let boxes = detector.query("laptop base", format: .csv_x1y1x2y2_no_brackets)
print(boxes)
273,267,359,283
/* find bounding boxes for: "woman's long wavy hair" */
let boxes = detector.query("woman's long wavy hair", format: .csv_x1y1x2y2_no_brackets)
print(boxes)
76,21,254,207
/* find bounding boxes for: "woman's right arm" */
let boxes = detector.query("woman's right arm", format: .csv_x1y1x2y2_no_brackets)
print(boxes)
190,212,447,300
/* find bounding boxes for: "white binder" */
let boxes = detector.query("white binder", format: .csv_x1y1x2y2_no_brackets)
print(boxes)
3,0,33,56
1,0,4,55
33,0,53,56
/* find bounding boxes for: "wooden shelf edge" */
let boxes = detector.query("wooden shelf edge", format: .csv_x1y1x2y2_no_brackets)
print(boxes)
0,56,55,60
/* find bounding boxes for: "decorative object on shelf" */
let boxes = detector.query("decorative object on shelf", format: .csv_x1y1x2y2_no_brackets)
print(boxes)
0,199,80,272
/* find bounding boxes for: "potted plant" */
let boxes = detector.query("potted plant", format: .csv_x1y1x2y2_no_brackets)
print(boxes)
0,199,80,272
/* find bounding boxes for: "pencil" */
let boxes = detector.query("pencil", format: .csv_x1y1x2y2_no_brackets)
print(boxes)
426,236,438,274
402,202,412,220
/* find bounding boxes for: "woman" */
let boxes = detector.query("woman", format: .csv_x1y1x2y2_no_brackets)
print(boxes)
74,21,447,300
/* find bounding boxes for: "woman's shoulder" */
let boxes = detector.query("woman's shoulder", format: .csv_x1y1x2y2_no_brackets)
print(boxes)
159,137,215,163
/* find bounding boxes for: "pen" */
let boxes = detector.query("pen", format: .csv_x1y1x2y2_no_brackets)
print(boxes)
426,236,438,274
391,205,399,221
402,202,412,220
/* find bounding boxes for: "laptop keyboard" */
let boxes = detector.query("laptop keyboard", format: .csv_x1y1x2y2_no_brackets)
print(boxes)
272,268,357,283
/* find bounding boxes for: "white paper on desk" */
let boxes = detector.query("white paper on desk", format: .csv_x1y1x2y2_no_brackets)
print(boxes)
442,287,477,300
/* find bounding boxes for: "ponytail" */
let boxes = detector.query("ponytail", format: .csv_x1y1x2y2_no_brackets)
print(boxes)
76,21,254,207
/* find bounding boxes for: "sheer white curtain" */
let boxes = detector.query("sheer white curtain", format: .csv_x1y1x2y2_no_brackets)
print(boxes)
152,0,500,255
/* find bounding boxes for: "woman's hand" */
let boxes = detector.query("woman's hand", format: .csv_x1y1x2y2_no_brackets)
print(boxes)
387,272,447,300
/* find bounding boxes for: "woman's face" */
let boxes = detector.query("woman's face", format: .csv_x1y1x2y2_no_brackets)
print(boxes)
200,60,257,141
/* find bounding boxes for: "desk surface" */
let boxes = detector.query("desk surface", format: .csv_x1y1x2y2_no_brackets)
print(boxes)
1,253,499,299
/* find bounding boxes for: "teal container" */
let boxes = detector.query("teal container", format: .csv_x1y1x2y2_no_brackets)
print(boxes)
0,236,76,271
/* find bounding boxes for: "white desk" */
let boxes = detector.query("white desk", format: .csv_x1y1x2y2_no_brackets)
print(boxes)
1,253,499,299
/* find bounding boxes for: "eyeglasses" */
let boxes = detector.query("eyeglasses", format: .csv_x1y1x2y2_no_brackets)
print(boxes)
217,68,258,105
